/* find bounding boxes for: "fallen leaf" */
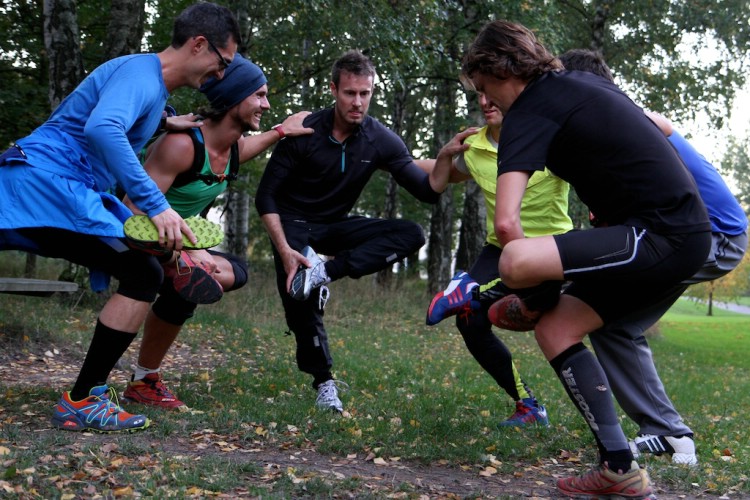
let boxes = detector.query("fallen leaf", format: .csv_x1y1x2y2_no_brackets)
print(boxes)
479,466,497,477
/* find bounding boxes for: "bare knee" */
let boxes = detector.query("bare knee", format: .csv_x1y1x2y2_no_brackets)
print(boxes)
534,320,559,361
498,242,526,287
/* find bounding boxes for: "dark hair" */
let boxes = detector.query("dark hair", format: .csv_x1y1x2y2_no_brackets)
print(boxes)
462,20,562,85
558,49,614,83
171,2,241,50
331,50,376,87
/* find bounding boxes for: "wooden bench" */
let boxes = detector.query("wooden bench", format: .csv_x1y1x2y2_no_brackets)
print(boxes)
0,277,79,297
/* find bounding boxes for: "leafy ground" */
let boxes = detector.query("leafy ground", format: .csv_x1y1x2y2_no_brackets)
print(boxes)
0,334,568,499
0,336,718,500
1,259,747,498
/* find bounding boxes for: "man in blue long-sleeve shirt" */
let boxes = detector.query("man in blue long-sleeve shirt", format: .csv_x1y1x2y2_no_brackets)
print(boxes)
0,2,240,433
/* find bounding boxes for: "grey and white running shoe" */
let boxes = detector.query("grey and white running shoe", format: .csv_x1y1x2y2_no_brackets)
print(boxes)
315,379,348,412
290,246,330,301
629,434,698,465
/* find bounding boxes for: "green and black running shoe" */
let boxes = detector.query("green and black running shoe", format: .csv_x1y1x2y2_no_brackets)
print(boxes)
123,215,223,250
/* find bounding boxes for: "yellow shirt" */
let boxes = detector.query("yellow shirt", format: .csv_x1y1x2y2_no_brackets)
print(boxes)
459,126,573,247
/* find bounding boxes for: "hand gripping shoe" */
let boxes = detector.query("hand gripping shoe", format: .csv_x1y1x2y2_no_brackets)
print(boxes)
289,246,329,301
163,251,223,304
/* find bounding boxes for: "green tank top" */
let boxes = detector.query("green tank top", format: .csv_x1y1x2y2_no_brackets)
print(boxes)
165,129,231,218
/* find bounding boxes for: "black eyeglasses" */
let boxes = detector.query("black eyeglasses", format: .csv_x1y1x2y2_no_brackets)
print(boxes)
206,38,232,70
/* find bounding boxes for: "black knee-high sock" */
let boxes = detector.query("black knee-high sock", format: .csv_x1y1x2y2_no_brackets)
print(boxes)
70,319,137,401
550,343,634,472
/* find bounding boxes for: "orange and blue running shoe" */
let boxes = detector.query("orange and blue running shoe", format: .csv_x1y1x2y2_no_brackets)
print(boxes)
426,271,480,326
51,385,150,433
498,398,550,427
558,461,655,499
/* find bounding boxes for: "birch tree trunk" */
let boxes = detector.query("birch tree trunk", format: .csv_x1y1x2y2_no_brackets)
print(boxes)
376,87,409,289
222,0,252,257
43,0,83,111
36,0,83,279
223,182,251,258
103,0,145,59
454,89,485,272
426,78,456,294
455,179,486,271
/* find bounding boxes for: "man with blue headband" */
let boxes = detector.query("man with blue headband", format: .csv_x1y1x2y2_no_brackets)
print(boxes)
121,54,312,410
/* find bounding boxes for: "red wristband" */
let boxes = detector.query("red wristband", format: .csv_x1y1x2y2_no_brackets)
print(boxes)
272,124,285,139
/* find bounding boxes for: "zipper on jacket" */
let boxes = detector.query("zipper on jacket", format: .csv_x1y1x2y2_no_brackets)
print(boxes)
328,135,346,172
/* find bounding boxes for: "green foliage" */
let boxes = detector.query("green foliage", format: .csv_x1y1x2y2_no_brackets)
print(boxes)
722,135,750,210
0,1,746,271
550,0,750,127
685,251,750,311
0,0,47,149
3,0,750,282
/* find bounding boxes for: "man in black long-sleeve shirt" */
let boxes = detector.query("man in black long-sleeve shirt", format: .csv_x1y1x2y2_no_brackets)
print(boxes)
255,50,451,412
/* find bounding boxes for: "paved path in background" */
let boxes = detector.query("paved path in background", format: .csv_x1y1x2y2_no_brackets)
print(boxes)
713,300,750,314
689,297,750,315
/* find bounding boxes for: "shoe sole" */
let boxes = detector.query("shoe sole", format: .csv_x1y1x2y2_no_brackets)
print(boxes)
51,416,151,433
122,394,190,412
426,292,453,326
124,215,223,250
171,265,223,304
290,266,315,300
488,295,540,331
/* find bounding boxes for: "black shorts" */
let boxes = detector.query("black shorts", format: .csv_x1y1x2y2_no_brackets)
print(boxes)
554,226,711,323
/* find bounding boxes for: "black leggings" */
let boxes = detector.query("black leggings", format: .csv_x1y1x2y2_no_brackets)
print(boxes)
272,215,425,382
16,227,162,302
152,250,248,325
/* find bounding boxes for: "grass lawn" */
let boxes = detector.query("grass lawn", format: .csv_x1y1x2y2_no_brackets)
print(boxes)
1,254,748,498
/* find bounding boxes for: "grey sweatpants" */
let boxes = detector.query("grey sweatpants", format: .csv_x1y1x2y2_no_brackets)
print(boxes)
590,230,747,436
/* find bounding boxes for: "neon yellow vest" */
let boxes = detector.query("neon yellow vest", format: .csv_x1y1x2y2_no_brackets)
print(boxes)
462,126,573,247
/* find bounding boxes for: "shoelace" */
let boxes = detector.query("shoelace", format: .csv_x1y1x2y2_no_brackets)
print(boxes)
310,262,328,285
95,387,124,415
318,285,330,310
145,378,173,398
317,379,350,400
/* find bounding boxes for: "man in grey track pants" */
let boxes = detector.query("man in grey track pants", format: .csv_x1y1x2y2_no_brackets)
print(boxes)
559,48,749,465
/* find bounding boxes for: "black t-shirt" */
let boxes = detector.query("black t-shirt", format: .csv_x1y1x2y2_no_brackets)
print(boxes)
255,108,438,222
497,71,710,234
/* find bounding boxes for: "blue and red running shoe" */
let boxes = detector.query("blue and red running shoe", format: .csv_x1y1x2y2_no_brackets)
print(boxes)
51,385,150,433
426,271,480,326
498,398,550,428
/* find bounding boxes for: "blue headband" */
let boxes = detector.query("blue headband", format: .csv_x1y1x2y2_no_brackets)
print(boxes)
200,54,267,111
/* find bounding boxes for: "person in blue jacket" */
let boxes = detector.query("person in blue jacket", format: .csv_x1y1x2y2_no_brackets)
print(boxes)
0,2,240,433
